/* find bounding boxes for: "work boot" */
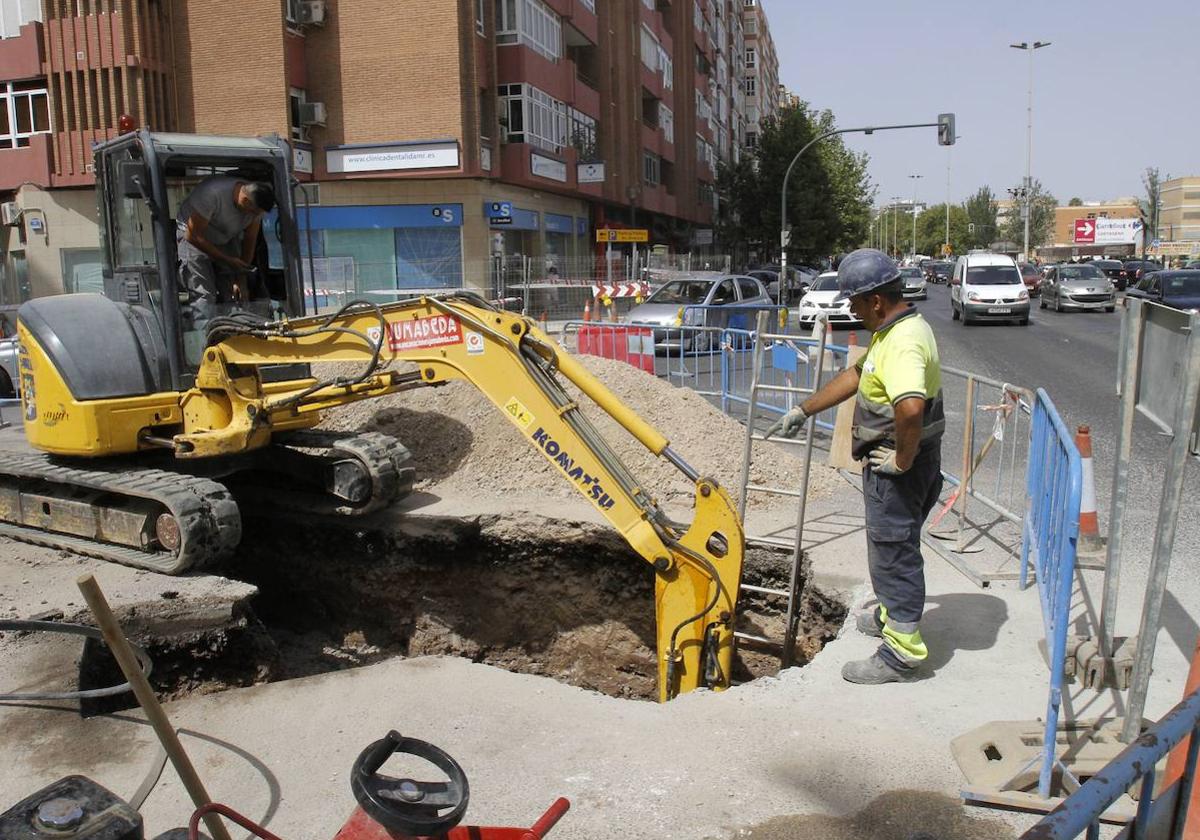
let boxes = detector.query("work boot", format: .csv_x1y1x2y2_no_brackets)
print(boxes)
841,652,918,685
855,609,884,638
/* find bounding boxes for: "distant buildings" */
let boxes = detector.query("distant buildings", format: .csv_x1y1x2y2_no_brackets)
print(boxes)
0,0,783,307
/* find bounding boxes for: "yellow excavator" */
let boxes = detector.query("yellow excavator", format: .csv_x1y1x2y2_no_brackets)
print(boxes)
0,131,744,701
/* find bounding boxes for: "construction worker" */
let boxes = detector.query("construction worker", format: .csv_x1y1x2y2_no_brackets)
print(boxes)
766,248,944,684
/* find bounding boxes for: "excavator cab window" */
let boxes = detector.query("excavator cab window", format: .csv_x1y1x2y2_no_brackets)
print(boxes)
99,148,166,326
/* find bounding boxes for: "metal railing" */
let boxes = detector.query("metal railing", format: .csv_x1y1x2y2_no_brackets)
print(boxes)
1020,687,1200,839
1022,388,1083,800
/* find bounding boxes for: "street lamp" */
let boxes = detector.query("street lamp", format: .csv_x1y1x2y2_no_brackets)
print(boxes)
1010,40,1051,261
908,174,923,259
891,196,903,258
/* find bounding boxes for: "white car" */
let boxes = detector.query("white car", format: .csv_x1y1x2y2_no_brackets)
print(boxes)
797,272,861,326
950,252,1031,325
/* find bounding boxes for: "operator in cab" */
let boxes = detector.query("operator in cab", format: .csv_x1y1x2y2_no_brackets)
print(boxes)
176,175,275,312
766,248,945,685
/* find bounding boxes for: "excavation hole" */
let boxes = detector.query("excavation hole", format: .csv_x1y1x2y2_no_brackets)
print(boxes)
84,514,847,706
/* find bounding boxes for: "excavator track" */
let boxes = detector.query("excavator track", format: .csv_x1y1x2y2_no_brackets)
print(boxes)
0,453,241,575
230,430,416,518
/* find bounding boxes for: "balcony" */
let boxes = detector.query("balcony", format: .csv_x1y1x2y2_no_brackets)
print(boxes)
0,21,45,80
0,134,52,191
497,43,575,103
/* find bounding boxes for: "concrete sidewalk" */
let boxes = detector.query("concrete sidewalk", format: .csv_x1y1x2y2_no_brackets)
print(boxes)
6,467,1192,839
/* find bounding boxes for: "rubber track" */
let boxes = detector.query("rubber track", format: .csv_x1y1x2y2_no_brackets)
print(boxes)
267,430,415,516
0,453,241,575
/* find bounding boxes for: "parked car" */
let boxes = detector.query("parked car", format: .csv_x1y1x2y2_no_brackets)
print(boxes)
1186,261,1200,270
1018,263,1043,297
923,260,953,284
627,273,773,351
898,266,927,300
1039,263,1117,313
950,252,1030,325
0,336,17,398
797,271,861,327
749,265,813,305
1122,260,1163,289
1125,270,1200,313
1091,259,1127,290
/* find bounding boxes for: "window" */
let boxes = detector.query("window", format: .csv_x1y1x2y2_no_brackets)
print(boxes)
745,47,756,68
743,77,756,96
577,0,595,10
745,130,757,148
641,0,654,8
640,24,660,72
498,82,567,153
697,180,714,208
643,150,661,186
0,80,50,149
693,0,704,35
658,103,674,143
288,88,308,143
496,0,562,61
568,107,597,159
476,0,485,34
737,277,760,300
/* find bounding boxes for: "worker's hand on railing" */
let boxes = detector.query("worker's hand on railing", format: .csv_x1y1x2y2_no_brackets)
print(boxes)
867,446,909,476
764,406,809,440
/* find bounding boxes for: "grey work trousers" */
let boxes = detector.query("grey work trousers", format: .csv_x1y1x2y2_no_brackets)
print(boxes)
861,443,943,669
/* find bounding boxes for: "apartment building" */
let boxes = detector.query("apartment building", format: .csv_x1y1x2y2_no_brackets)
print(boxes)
739,0,777,152
0,0,782,304
1159,175,1200,244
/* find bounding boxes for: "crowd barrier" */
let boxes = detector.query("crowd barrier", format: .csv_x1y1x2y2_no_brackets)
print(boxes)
1019,686,1200,839
1022,388,1083,800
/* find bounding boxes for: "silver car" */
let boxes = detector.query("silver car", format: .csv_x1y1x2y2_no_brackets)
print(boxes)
626,273,773,351
0,336,17,398
1039,264,1117,313
898,266,927,300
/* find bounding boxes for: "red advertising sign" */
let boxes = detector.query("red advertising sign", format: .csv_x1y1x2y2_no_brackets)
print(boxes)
387,315,463,352
1074,219,1096,244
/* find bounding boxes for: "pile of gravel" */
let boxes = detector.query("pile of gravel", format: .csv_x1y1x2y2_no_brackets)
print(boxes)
320,354,837,512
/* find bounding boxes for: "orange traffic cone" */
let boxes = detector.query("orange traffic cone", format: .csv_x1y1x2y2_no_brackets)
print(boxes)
1076,425,1105,555
583,300,591,322
847,330,858,347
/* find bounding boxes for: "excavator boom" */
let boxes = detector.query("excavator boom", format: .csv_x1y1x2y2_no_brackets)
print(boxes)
184,294,744,701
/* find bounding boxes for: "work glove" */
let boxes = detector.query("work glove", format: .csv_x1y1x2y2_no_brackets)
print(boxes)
868,447,909,476
764,406,809,440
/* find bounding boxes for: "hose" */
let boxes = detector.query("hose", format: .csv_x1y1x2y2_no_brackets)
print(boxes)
0,619,153,702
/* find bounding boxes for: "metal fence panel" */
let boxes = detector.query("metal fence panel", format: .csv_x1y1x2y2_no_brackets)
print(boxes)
1021,388,1083,799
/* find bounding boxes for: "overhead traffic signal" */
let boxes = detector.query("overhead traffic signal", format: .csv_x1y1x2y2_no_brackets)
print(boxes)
938,113,956,146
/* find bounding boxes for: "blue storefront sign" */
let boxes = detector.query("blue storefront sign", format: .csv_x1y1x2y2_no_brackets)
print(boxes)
299,204,463,229
484,203,539,231
485,201,513,225
545,213,574,234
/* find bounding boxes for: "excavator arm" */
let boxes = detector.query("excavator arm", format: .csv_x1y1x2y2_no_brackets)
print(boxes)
183,294,744,701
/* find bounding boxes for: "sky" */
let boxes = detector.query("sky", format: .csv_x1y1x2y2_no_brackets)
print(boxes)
766,0,1199,210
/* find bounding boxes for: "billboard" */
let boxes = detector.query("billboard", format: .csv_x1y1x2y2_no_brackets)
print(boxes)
1074,217,1144,245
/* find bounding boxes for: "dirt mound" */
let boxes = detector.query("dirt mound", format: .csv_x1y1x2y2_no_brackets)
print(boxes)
319,353,836,511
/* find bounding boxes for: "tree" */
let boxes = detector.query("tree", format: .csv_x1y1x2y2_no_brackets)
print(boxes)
1068,197,1083,206
963,186,998,249
717,101,874,264
914,204,971,257
1141,167,1168,245
1002,179,1057,249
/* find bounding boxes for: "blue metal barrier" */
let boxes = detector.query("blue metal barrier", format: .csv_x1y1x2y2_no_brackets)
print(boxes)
1021,388,1083,799
1020,687,1200,839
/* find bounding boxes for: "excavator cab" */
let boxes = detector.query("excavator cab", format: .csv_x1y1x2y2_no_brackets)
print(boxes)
92,130,307,388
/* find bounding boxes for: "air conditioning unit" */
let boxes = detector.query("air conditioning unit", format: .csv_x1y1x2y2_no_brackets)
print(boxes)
299,101,327,127
0,202,21,226
299,0,326,25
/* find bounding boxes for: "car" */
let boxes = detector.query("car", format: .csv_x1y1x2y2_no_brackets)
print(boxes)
626,273,774,351
0,336,17,398
1018,263,1043,297
1039,263,1117,313
1125,269,1200,313
1122,260,1163,290
748,265,813,305
898,266,927,299
923,260,953,284
1091,259,1127,290
797,271,861,327
950,252,1030,325
1186,261,1200,270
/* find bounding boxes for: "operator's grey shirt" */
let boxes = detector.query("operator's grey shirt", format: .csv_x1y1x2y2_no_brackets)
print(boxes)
176,175,254,246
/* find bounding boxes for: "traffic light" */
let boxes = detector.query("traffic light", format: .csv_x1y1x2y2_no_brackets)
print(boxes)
938,113,956,146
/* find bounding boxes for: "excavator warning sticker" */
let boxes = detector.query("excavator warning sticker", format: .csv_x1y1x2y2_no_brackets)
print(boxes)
503,397,535,430
387,315,463,352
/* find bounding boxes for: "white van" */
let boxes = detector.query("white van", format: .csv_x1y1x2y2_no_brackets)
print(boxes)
950,252,1031,325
